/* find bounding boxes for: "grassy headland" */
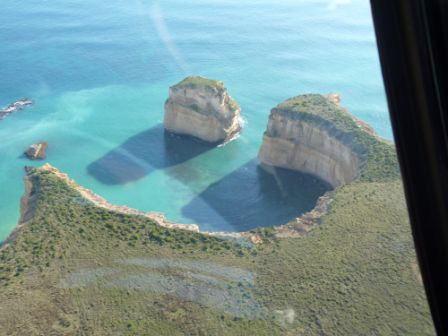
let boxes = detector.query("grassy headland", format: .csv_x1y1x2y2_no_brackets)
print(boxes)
0,166,434,335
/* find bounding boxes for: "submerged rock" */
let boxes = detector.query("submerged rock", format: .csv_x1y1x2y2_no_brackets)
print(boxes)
164,76,242,143
258,94,367,188
0,98,33,121
24,142,48,160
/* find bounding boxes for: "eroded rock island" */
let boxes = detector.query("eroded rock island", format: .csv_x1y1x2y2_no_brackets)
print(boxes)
164,76,242,143
24,142,48,160
258,94,396,188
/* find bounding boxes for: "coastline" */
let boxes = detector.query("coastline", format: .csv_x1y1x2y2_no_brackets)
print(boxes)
0,173,36,250
1,163,334,249
40,163,202,233
41,163,334,242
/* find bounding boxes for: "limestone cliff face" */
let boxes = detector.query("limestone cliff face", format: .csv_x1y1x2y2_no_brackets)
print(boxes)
164,76,242,143
258,94,365,188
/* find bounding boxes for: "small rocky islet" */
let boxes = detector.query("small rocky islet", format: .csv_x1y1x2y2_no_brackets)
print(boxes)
24,142,48,160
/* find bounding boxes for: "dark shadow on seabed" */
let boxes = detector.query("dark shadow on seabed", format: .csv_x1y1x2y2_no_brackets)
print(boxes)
87,124,214,185
182,159,332,232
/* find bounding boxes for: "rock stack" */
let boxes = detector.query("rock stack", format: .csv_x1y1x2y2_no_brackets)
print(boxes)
164,76,242,144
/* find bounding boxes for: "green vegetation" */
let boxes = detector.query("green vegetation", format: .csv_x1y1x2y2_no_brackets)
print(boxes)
0,93,432,335
172,76,224,89
276,95,364,133
272,94,401,182
0,166,434,335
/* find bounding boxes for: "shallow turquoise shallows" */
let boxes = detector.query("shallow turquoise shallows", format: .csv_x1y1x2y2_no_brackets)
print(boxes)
0,0,391,238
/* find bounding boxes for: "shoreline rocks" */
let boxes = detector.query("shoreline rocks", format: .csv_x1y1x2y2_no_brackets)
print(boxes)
258,94,365,188
37,163,201,232
11,164,262,244
164,76,242,144
28,164,258,242
24,142,48,160
0,98,33,121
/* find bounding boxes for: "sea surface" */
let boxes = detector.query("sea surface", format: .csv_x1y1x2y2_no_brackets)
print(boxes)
0,0,391,238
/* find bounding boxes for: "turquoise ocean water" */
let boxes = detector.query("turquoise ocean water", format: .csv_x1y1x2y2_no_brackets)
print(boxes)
0,0,391,238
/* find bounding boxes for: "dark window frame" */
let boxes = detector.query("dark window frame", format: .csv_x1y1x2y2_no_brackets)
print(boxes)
371,1,448,334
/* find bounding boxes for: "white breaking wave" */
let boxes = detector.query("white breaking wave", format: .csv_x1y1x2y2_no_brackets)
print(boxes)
217,116,246,148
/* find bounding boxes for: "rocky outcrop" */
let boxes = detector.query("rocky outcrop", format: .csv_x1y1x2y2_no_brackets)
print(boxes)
258,94,367,188
164,76,242,143
275,194,333,237
0,169,37,250
24,142,48,160
0,98,33,121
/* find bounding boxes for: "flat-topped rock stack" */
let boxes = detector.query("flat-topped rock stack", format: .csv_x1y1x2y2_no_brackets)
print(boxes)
164,76,242,144
258,94,392,188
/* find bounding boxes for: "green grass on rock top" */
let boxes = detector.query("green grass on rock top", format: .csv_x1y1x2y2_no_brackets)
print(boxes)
172,76,224,89
271,94,401,183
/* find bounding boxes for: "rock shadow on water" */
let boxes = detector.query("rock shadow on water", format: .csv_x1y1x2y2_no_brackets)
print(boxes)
87,124,214,185
182,160,331,232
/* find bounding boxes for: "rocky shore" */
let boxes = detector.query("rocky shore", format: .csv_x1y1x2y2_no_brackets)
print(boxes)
0,173,36,251
37,164,201,232
7,163,333,245
164,76,242,143
24,164,262,242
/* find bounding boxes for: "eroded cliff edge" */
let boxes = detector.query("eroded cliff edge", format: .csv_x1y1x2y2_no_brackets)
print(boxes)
164,76,242,143
258,94,399,188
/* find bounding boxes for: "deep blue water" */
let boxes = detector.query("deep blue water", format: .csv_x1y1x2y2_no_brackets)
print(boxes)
0,0,390,237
